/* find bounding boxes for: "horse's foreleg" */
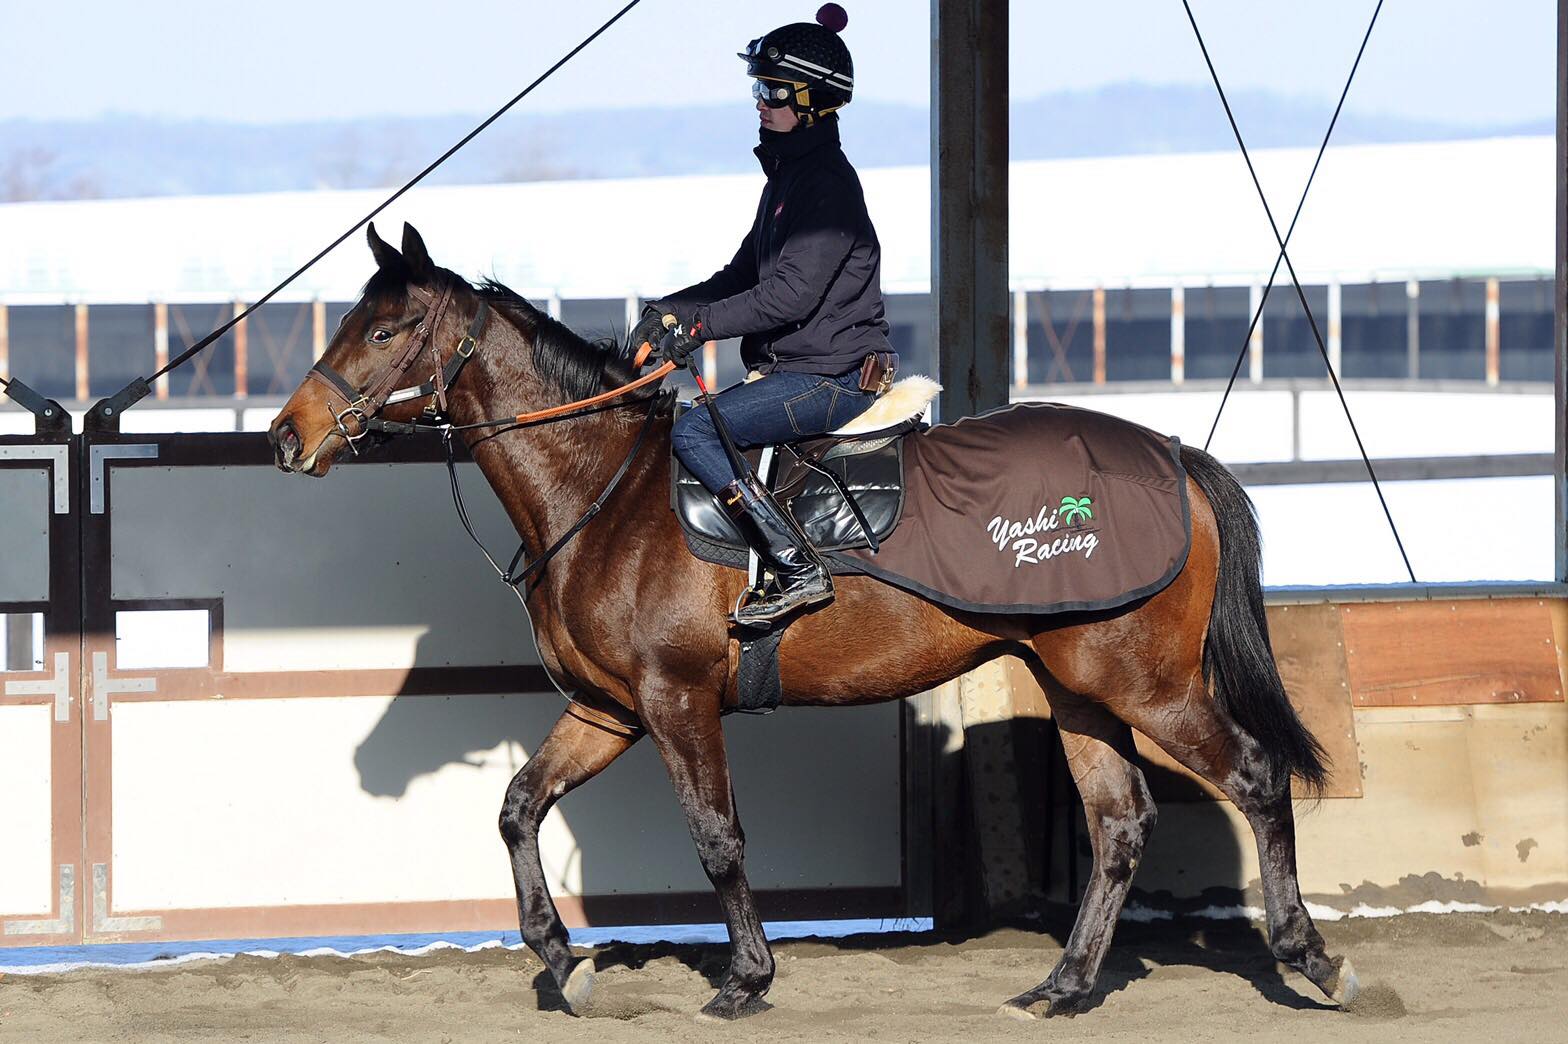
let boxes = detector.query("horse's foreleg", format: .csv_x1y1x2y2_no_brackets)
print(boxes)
643,700,774,1020
499,707,642,1013
1002,692,1156,1019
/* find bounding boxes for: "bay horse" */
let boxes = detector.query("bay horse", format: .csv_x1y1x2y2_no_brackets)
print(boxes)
269,223,1358,1020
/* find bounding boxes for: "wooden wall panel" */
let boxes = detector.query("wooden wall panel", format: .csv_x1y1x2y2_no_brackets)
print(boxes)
1267,603,1362,797
1342,598,1564,707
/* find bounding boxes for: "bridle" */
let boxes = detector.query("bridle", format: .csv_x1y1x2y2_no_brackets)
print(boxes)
295,279,677,598
303,280,484,453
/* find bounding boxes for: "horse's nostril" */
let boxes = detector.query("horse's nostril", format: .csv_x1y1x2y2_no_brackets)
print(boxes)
272,419,303,470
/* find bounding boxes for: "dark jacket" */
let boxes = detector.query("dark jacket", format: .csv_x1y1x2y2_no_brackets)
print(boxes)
658,118,893,376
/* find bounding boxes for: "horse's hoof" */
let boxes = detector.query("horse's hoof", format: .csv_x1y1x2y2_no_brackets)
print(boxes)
999,991,1089,1019
560,958,595,1015
1329,957,1360,1008
696,991,772,1022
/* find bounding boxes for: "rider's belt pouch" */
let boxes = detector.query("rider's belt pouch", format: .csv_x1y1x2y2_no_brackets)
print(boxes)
858,351,896,394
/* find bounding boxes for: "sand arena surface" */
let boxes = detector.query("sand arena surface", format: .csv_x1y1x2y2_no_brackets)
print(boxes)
2,910,1564,1043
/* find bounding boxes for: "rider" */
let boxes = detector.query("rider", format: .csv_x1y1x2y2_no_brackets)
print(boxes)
634,3,895,627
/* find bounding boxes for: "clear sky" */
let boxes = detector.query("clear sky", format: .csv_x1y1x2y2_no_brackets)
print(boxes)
0,1,1553,125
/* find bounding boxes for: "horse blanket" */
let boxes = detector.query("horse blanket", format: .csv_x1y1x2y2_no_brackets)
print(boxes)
828,402,1190,615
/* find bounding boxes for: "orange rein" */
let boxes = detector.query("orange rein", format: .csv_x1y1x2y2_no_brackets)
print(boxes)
509,341,674,425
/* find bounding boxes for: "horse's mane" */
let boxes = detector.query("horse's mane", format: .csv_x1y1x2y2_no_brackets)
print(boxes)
474,279,639,402
363,266,637,402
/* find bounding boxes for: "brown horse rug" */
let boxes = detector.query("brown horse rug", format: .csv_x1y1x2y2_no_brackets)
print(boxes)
672,401,1191,616
831,402,1189,614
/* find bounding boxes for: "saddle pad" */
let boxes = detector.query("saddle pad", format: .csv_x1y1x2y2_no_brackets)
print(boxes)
671,408,905,557
830,402,1190,615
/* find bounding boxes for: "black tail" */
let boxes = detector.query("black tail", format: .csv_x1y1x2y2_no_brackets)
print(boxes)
1180,444,1328,794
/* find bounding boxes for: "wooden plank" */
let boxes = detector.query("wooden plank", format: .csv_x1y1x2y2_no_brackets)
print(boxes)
74,303,89,402
1342,598,1564,706
1091,287,1106,384
1267,603,1362,798
232,301,248,399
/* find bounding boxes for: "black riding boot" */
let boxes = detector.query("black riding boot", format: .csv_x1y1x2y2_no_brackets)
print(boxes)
720,476,834,627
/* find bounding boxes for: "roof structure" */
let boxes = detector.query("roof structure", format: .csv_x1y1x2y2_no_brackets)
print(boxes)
0,136,1551,305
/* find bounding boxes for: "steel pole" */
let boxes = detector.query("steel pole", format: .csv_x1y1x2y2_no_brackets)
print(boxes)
1557,0,1566,581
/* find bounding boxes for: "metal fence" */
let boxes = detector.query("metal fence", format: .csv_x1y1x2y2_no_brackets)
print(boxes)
0,275,1554,404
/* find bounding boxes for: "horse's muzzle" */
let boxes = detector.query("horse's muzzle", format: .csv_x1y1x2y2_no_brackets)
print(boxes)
270,418,303,473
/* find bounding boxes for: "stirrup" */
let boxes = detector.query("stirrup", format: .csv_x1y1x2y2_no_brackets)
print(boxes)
732,574,834,628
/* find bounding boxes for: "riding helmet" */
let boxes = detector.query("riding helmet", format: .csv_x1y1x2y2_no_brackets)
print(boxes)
741,4,854,125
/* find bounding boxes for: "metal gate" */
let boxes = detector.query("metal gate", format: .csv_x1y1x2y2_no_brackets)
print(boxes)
1,418,906,947
0,425,80,946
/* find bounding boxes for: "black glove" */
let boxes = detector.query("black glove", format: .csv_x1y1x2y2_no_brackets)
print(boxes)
629,305,670,357
658,322,705,366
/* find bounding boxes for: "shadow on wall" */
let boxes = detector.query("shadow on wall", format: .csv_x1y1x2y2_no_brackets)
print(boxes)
352,624,911,920
353,624,540,800
930,715,1302,1013
939,715,1251,916
350,624,695,909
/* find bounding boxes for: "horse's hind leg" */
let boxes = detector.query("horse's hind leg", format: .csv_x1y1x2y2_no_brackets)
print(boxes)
1001,690,1156,1018
499,707,642,1013
1113,675,1357,1007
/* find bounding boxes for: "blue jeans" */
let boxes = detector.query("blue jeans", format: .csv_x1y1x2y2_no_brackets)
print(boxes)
672,369,875,494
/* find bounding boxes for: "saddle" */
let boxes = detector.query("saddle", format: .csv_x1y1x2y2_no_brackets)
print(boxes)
671,376,941,571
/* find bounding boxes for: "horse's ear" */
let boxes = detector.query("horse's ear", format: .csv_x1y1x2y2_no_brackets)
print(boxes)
401,223,433,282
367,222,403,272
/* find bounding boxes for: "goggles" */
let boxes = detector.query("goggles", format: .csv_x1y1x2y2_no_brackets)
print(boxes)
752,78,795,108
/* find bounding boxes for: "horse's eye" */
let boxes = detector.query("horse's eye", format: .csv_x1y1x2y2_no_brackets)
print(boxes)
369,328,393,346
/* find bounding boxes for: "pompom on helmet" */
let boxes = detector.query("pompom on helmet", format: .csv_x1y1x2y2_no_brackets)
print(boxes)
741,4,854,126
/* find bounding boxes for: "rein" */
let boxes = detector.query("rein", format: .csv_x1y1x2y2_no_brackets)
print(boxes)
445,390,668,596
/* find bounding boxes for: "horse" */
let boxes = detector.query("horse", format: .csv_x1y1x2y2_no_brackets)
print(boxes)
268,222,1358,1021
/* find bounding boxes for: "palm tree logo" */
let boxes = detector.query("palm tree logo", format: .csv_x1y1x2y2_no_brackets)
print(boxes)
1059,495,1094,526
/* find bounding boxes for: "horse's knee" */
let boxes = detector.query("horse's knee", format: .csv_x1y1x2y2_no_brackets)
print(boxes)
498,770,550,847
1134,794,1157,849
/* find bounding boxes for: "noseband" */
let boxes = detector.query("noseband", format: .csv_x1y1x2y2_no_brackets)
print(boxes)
303,281,490,452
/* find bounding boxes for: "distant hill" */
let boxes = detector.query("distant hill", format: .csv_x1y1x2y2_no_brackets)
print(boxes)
1,83,1548,203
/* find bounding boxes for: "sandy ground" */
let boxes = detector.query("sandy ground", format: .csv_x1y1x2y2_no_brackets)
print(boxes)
2,910,1565,1043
